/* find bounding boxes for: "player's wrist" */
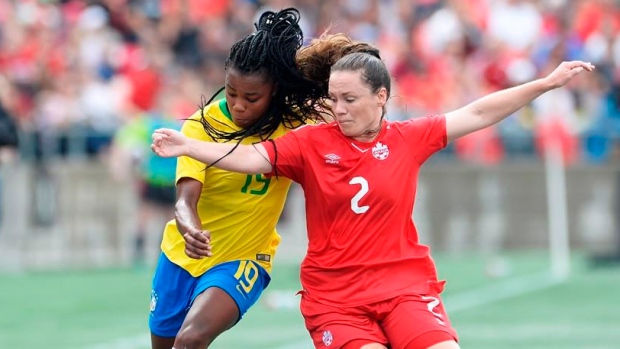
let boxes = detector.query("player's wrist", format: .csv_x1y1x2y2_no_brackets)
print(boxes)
185,138,197,158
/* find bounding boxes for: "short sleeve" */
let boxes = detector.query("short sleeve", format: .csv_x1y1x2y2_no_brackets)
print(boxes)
263,128,305,183
176,111,210,184
399,115,447,164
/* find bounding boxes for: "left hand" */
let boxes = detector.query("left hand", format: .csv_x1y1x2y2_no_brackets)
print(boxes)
151,128,189,158
183,227,213,259
544,61,595,89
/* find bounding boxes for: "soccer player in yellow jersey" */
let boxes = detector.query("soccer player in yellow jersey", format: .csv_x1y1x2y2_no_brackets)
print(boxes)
149,8,379,349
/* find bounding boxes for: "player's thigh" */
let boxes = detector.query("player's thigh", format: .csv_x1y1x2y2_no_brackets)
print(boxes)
149,253,196,338
300,295,388,349
381,294,458,349
182,260,271,334
179,287,239,338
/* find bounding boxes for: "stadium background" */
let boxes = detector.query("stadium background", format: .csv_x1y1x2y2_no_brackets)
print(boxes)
0,0,619,348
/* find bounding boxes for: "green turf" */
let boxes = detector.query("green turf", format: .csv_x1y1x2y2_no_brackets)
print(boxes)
0,253,618,349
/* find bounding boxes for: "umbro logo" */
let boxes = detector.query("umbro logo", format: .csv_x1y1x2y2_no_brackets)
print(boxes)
324,153,340,164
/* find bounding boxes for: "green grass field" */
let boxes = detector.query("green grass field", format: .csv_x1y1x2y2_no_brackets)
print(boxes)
1,252,619,349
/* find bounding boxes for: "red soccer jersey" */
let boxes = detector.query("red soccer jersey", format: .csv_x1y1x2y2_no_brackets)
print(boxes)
264,115,447,306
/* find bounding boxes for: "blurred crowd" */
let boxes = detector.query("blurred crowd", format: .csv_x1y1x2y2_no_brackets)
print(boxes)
1,0,620,165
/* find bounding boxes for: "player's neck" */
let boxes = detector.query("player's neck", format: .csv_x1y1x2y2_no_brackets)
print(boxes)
351,120,383,143
351,131,380,143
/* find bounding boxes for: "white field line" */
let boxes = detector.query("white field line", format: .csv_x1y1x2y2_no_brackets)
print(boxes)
83,272,565,349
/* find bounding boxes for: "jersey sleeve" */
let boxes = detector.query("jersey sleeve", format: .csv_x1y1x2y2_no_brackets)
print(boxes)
176,110,210,184
263,127,306,183
399,115,447,164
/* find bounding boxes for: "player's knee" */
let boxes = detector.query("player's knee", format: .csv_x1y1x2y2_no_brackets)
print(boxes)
174,326,218,349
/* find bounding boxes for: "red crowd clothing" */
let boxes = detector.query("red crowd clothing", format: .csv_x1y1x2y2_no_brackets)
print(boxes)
264,115,447,307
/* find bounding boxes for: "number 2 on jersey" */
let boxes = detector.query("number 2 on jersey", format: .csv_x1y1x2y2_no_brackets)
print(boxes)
349,176,369,214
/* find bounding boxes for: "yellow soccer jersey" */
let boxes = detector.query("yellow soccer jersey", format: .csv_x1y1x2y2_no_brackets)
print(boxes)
161,99,294,276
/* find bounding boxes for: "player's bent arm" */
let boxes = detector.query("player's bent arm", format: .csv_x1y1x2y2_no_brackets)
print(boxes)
174,178,203,234
445,78,551,142
186,139,273,174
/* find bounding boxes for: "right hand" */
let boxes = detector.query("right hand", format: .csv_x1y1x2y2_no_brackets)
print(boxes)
543,60,595,89
151,128,190,158
183,227,213,259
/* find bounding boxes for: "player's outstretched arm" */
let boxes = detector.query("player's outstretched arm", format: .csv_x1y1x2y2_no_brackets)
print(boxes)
151,128,273,174
444,60,595,142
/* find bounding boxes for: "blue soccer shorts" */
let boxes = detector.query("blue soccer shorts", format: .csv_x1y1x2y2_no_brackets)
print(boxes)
149,253,271,337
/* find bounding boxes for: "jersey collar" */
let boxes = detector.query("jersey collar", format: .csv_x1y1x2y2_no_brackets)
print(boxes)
219,99,232,121
347,120,388,152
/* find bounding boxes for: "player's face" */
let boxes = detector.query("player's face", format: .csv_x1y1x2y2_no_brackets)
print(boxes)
225,68,276,129
328,70,387,139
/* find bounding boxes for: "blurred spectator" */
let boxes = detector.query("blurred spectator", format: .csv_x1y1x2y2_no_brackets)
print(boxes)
0,74,19,226
109,88,182,266
0,102,18,150
487,0,542,53
0,75,19,151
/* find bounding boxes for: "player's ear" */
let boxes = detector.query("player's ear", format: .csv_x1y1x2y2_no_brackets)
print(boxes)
377,87,388,108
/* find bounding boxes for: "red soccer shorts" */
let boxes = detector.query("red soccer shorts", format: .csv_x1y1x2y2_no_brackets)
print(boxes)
300,288,458,349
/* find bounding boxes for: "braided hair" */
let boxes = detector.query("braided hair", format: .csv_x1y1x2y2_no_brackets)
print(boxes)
199,8,327,143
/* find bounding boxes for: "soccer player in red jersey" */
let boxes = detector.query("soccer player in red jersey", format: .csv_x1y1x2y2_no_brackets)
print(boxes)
151,40,594,348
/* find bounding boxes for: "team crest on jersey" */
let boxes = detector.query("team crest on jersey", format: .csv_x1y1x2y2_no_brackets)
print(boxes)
150,290,158,312
324,153,341,164
372,142,389,160
322,330,333,346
